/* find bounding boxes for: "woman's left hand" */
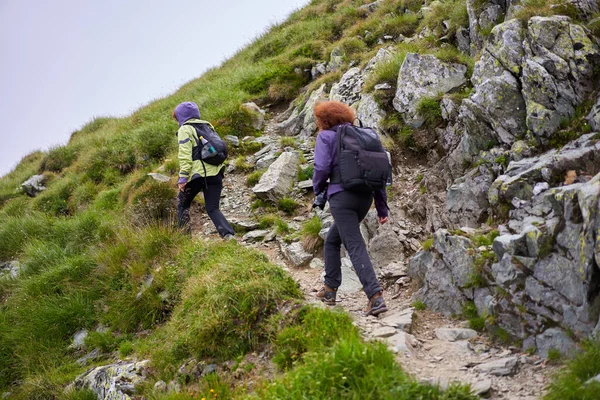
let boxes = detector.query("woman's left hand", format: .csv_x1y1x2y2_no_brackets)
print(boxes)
378,216,388,225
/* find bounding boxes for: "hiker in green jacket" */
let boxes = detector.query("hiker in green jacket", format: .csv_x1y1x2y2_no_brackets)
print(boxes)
173,102,235,239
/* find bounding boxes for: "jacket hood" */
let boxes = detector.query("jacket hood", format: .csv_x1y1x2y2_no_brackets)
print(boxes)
174,102,201,126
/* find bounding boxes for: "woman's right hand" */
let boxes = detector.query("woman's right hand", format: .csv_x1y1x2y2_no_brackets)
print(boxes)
378,216,388,225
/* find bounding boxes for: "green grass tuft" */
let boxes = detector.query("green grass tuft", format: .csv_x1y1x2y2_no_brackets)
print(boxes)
301,216,323,252
278,197,301,215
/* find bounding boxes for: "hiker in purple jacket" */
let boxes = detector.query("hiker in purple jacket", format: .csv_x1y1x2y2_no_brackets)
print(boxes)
312,101,389,316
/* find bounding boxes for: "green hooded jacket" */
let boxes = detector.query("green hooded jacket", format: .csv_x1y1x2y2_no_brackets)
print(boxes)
177,118,225,184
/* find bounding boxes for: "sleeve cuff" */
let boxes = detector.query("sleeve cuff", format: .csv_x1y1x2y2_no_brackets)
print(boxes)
178,177,188,184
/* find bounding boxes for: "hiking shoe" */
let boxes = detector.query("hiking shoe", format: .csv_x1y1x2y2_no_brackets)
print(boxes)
223,233,235,241
364,291,388,316
316,285,337,306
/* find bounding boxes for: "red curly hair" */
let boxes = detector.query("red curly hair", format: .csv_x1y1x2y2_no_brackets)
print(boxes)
314,101,356,131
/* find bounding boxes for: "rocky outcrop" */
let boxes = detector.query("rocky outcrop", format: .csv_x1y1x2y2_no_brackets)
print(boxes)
274,84,328,138
466,0,509,55
21,174,46,197
489,133,600,207
330,67,364,105
409,167,600,357
446,166,495,227
252,151,300,201
393,53,468,128
71,360,150,399
452,16,600,169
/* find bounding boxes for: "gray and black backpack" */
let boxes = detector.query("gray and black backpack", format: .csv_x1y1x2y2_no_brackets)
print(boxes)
185,122,228,166
331,123,392,192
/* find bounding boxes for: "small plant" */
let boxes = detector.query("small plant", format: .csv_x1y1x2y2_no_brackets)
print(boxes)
547,348,563,364
246,170,266,187
119,341,134,358
297,165,314,181
233,156,253,172
412,300,426,311
472,230,500,247
259,214,278,229
416,96,443,128
422,238,434,251
279,136,297,149
301,216,323,252
462,302,485,331
277,197,300,215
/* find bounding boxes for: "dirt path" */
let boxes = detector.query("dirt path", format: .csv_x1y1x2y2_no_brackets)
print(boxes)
188,113,557,399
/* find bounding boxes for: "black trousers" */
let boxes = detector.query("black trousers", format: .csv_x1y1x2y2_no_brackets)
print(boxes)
177,173,234,237
324,190,382,299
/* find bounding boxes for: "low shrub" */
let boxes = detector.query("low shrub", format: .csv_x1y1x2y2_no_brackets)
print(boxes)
416,96,443,128
278,197,301,215
297,166,314,182
39,145,78,173
127,180,176,226
145,242,302,372
246,170,266,187
301,216,323,252
545,340,600,400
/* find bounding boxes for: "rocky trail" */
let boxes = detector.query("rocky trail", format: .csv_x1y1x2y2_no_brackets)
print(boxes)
187,112,557,399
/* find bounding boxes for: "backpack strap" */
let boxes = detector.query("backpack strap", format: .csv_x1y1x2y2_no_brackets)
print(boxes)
330,125,344,184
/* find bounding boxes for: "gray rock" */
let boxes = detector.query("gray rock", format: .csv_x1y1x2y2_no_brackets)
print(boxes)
585,373,600,384
224,135,240,147
328,46,346,72
475,356,518,376
356,93,386,134
466,0,508,56
372,326,397,338
21,174,46,197
76,348,101,366
368,228,404,269
281,242,312,267
393,53,467,127
275,107,304,136
374,83,392,90
71,329,88,349
72,360,150,399
381,308,414,332
330,67,364,106
147,173,170,182
533,182,550,196
202,364,218,375
229,219,260,231
338,258,364,293
252,151,300,201
386,332,418,353
435,328,478,342
0,260,22,278
536,328,578,359
154,380,167,393
358,0,381,14
456,26,471,55
240,102,265,130
242,230,269,243
471,378,492,395
446,166,494,227
309,258,324,269
297,179,313,190
311,62,328,80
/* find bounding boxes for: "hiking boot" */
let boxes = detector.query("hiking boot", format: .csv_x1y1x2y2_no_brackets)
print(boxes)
316,285,337,306
223,233,235,241
364,291,388,316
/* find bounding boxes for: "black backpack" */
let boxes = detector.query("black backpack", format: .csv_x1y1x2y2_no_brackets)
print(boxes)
331,124,392,192
185,122,228,166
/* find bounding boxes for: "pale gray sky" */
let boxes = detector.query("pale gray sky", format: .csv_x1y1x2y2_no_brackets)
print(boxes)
0,0,309,177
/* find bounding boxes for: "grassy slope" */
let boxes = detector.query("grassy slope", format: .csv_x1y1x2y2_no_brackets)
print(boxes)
1,0,598,398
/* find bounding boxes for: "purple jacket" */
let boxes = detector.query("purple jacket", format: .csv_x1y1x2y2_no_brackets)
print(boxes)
313,123,389,218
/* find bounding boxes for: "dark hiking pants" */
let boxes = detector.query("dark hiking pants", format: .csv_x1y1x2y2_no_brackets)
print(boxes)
324,190,382,299
177,173,235,238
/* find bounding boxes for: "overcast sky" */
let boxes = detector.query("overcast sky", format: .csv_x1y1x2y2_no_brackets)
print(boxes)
0,0,309,177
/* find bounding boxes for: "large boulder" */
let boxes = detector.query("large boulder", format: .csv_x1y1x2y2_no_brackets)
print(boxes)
356,93,386,134
446,166,495,228
71,360,150,399
240,102,266,130
407,230,473,316
252,151,300,201
275,84,328,138
330,67,364,106
393,53,467,128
